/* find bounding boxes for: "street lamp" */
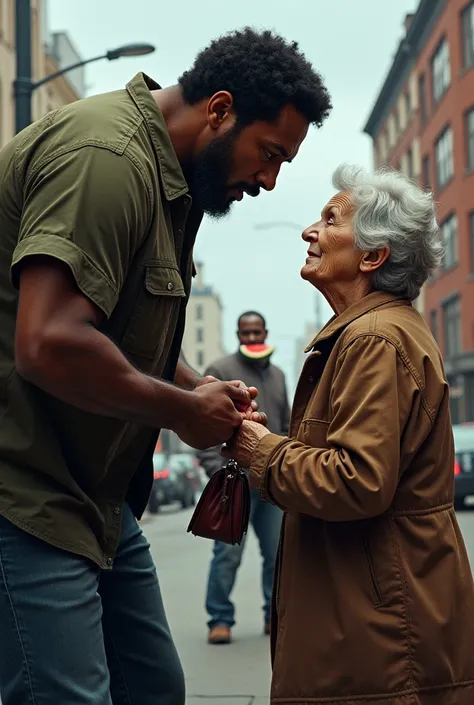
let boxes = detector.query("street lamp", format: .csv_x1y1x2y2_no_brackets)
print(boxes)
14,0,155,133
254,220,325,330
254,221,303,232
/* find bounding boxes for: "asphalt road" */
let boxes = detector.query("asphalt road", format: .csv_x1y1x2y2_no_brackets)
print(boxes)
145,504,474,705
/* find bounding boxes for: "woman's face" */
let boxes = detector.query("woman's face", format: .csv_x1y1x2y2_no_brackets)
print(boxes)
301,191,363,287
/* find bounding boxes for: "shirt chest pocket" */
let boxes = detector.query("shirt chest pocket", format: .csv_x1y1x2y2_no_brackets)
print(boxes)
121,261,186,360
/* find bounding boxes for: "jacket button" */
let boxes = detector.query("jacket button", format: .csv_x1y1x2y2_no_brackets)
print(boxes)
167,282,174,291
106,557,113,567
113,506,121,516
309,375,314,383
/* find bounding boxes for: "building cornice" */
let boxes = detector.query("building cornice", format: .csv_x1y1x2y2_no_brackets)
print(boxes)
363,0,446,138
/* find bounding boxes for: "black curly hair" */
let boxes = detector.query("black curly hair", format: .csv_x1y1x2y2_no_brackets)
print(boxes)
178,27,332,128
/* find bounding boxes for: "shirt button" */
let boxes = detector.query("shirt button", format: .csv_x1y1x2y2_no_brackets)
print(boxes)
166,282,174,291
113,506,121,516
106,557,113,567
177,228,183,236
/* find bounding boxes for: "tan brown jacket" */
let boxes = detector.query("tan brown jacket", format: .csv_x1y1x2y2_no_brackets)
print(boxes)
250,292,474,705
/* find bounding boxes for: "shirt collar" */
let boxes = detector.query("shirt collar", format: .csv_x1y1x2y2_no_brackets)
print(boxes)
304,291,412,353
126,72,189,202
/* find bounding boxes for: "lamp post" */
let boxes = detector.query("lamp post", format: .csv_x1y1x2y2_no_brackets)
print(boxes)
254,220,324,330
14,0,155,133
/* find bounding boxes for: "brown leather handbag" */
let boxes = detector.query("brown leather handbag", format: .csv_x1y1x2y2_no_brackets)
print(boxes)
187,459,250,545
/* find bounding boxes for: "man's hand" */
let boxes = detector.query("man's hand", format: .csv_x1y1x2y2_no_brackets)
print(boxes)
174,382,252,450
196,377,267,425
222,420,271,467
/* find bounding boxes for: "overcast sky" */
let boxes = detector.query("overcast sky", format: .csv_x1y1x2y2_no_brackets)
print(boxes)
46,0,418,392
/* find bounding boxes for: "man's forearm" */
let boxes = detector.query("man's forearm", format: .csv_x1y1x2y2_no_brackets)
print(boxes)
174,351,202,390
18,324,193,430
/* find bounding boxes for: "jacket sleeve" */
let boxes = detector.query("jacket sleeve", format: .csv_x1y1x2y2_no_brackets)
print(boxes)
249,334,426,521
196,363,225,476
280,372,291,436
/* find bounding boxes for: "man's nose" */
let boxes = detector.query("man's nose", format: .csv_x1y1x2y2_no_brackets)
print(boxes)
258,164,282,192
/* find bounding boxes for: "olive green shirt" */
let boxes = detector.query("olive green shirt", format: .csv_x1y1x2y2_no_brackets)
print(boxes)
0,73,202,568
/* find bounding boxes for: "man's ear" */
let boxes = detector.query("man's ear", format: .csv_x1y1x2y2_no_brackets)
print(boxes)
359,247,390,273
207,91,234,130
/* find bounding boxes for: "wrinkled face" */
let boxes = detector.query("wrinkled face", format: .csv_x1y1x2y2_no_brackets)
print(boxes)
190,103,309,218
301,191,363,287
237,315,267,345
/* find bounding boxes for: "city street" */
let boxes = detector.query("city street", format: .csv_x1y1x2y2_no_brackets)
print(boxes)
145,504,474,705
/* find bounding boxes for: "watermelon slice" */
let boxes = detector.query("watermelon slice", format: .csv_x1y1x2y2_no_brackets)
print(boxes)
240,343,275,359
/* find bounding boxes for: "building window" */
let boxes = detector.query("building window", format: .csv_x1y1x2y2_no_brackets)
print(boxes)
196,304,204,320
430,310,439,342
443,297,462,358
405,91,411,121
435,127,453,189
431,38,451,103
197,351,205,368
419,73,427,124
406,147,414,178
422,155,431,189
466,108,474,171
462,2,474,69
469,211,474,273
196,327,204,343
441,213,458,270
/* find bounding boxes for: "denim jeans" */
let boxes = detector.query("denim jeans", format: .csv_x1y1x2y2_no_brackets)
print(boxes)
0,503,184,705
205,489,282,628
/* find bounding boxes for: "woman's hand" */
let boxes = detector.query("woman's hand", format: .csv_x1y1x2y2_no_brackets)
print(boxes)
222,420,271,467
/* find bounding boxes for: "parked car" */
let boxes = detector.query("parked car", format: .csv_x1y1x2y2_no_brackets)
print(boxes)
148,452,173,514
453,423,474,509
168,453,201,509
148,452,201,513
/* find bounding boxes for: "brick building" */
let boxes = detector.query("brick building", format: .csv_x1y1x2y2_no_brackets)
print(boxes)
364,0,474,423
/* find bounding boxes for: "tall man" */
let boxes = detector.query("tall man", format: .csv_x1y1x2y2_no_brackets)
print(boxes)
199,312,290,644
0,28,331,704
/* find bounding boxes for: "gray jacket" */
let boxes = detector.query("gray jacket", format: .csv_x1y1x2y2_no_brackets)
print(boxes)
197,351,290,477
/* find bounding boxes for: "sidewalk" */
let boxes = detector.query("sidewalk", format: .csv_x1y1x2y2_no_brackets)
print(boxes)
146,506,271,704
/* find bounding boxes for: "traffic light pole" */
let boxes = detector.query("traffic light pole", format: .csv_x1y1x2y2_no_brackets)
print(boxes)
14,0,32,134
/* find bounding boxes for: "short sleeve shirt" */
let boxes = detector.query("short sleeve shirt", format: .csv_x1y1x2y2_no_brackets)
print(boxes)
0,73,202,568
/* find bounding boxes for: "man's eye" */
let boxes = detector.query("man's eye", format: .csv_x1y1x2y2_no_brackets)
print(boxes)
263,148,276,161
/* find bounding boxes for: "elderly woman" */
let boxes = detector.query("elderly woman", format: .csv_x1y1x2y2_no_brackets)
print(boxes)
226,165,474,705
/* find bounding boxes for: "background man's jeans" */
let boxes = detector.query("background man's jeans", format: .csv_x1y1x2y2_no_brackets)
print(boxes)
0,503,184,705
205,489,282,628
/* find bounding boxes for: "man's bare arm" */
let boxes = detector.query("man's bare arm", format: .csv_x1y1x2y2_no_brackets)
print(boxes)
174,351,202,390
15,258,249,448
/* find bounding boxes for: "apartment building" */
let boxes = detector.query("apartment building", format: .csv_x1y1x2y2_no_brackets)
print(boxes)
364,0,474,423
181,263,225,375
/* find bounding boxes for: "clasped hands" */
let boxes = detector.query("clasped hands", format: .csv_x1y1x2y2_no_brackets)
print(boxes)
196,375,271,466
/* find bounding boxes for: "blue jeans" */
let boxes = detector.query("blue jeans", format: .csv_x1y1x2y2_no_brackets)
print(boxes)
205,489,282,628
0,504,184,705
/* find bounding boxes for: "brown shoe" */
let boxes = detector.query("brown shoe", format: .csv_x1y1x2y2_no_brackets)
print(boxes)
208,625,232,644
264,622,271,636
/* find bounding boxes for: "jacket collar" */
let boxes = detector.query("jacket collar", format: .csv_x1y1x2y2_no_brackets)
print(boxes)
304,292,412,353
126,73,189,202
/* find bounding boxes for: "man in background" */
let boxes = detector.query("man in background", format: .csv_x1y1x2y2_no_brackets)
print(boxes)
199,312,290,644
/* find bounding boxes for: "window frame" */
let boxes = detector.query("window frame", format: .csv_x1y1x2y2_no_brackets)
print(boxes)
462,1,474,70
440,212,459,270
466,106,474,172
435,125,454,189
431,36,451,104
442,296,462,358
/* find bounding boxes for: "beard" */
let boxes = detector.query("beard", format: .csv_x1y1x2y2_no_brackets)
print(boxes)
187,123,260,219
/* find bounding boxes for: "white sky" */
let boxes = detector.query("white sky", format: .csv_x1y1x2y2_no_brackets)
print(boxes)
46,0,418,392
